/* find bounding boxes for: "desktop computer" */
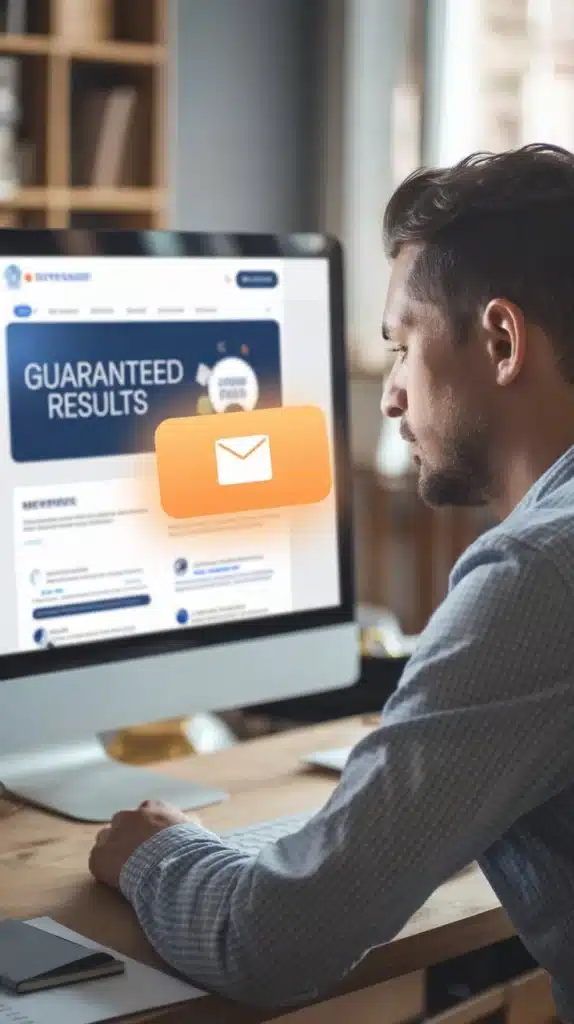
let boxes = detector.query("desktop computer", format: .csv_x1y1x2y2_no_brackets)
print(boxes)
0,230,358,823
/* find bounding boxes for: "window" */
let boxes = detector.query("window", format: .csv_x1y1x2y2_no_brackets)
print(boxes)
429,0,574,164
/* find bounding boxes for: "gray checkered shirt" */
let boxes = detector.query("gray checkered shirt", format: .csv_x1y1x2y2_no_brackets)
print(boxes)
120,447,574,1019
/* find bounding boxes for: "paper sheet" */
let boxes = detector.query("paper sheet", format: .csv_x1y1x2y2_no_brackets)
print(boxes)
0,917,205,1024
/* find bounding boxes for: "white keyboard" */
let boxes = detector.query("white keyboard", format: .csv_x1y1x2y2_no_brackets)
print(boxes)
220,810,317,855
300,746,351,772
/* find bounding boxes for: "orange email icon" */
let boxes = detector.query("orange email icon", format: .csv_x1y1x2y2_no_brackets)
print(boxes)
155,405,332,518
215,434,273,486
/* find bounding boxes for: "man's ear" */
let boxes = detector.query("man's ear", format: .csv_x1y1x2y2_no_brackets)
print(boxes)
482,297,526,386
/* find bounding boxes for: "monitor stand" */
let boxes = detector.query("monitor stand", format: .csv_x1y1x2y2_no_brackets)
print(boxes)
0,737,228,823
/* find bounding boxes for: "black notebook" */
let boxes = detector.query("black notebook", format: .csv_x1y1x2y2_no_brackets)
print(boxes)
0,920,125,994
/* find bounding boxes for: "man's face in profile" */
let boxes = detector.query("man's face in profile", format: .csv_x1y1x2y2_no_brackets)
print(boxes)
381,245,493,508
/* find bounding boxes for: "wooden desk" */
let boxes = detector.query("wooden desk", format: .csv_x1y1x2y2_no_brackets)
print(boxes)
0,716,519,1023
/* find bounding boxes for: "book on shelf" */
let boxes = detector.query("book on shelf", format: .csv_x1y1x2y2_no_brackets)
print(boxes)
74,86,142,187
17,136,36,185
0,127,18,198
0,56,19,199
0,0,27,34
54,0,110,43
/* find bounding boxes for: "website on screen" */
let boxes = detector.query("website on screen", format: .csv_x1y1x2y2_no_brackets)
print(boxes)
0,256,340,655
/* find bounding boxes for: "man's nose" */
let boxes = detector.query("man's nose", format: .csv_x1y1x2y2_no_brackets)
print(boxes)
381,366,406,419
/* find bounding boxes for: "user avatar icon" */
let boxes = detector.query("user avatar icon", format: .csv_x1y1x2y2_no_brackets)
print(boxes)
29,569,42,586
176,608,189,625
4,264,21,289
208,356,259,413
174,557,188,577
33,628,48,647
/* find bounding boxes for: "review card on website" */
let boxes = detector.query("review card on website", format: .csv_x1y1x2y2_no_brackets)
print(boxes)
13,480,291,651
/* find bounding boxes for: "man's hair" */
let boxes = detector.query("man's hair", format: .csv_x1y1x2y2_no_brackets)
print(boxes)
383,143,574,381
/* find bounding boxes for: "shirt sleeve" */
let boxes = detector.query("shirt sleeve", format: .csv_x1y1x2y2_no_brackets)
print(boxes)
120,533,574,1009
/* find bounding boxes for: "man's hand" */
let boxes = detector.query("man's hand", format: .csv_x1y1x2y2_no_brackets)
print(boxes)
89,799,198,891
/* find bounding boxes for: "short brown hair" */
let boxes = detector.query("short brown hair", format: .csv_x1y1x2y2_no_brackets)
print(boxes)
383,143,574,381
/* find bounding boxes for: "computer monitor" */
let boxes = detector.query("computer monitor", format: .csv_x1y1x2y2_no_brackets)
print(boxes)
0,231,357,823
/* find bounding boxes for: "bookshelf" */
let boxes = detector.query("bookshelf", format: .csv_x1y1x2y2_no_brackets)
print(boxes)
0,0,169,229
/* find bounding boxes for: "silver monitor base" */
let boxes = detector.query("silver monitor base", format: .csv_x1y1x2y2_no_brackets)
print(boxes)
0,738,228,823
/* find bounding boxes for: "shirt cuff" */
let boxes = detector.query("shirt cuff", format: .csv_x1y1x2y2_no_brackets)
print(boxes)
119,822,217,903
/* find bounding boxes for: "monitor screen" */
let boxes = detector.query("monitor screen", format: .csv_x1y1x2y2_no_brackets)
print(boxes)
0,232,352,680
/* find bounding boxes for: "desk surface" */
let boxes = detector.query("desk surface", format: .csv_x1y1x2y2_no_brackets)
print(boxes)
0,717,515,1023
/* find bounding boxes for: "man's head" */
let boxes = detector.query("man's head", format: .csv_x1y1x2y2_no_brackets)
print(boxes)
381,143,574,509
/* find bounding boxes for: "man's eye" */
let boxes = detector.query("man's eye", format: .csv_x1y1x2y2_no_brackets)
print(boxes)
390,345,407,356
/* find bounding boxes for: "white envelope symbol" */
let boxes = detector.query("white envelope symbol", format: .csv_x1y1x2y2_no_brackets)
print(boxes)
215,434,273,486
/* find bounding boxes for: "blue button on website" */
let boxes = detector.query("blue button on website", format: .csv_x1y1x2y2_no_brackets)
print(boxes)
236,271,278,288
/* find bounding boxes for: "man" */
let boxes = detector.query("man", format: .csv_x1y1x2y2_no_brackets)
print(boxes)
90,143,574,1021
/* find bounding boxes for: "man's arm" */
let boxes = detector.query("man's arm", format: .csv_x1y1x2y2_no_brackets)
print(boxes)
118,534,574,1008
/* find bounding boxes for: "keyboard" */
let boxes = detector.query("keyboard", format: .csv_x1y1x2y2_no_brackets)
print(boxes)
220,810,317,855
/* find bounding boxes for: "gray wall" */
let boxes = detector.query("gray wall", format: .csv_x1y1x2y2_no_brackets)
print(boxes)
422,0,447,165
169,0,322,232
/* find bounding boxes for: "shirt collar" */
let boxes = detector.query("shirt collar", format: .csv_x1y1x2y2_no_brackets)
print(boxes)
516,443,574,511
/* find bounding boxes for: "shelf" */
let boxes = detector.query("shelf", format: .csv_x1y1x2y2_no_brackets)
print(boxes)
0,187,162,212
0,2,168,229
53,39,166,65
67,187,163,211
0,187,48,208
0,33,50,55
0,33,165,64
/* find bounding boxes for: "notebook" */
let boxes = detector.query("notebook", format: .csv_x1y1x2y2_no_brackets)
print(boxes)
0,920,124,993
0,918,205,1024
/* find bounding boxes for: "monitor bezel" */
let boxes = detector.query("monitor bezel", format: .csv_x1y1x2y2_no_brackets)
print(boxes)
0,230,355,682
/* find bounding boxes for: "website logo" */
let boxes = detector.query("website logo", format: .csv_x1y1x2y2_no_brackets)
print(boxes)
34,271,91,283
7,268,91,285
4,265,22,290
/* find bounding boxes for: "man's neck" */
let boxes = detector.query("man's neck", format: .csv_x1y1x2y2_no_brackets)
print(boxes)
492,434,574,520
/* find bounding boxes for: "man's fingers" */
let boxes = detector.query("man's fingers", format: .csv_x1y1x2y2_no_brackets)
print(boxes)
139,798,175,813
95,826,111,845
110,809,137,828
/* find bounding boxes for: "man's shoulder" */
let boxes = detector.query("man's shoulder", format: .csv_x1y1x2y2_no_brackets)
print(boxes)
451,498,574,591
